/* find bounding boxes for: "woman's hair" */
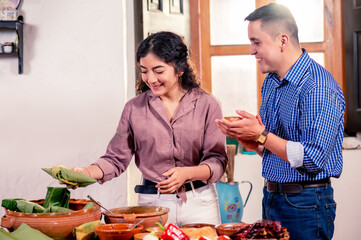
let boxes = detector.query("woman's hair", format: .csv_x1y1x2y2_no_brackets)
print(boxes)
245,3,299,45
136,31,200,94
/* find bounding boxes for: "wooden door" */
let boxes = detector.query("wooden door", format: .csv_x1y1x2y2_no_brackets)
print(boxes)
344,0,361,133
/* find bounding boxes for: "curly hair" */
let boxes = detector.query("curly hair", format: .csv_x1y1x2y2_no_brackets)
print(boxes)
136,31,200,94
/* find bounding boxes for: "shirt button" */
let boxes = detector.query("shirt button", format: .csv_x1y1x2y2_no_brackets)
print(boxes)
168,143,172,148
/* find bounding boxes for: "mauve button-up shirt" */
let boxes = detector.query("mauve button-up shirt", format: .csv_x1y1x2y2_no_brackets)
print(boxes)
93,88,228,184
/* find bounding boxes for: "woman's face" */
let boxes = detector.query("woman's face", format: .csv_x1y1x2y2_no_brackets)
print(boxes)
140,52,182,98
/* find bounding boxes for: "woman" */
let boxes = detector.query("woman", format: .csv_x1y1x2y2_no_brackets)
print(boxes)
70,31,227,226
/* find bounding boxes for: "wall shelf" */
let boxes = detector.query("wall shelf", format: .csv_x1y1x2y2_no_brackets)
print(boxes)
0,15,24,74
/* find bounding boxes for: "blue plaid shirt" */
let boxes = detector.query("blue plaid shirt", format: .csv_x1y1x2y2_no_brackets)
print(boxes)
260,49,345,183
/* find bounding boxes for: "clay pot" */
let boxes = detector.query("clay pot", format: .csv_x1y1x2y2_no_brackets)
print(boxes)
103,206,169,229
215,222,250,236
1,199,102,240
96,223,144,240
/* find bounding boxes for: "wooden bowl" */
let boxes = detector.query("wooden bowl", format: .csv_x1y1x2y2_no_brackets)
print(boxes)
96,223,144,240
215,222,250,236
103,206,169,229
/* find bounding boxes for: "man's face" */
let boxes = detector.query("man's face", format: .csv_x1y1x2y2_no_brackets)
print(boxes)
248,20,282,75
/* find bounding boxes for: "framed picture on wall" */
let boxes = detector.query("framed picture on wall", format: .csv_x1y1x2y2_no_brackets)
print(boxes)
147,0,163,12
170,0,183,14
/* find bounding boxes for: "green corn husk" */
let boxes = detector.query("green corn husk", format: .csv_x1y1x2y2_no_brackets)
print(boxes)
1,199,25,212
43,187,70,208
15,200,45,213
10,223,53,240
82,202,94,209
43,206,73,213
42,165,96,187
73,220,103,240
0,228,18,240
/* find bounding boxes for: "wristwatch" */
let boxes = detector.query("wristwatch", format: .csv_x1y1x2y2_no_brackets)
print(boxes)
257,129,269,145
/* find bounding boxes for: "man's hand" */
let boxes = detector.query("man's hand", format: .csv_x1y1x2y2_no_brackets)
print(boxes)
238,139,259,151
216,110,265,142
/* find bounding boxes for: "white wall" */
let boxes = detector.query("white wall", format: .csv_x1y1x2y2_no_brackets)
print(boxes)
235,149,361,239
0,0,136,217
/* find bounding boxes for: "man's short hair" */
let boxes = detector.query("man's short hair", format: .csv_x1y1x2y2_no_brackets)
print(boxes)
245,3,299,45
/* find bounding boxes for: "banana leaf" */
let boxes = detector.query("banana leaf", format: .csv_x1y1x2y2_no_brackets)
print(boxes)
43,206,73,213
73,220,103,240
10,223,53,240
1,199,25,212
43,187,70,208
0,228,18,240
16,200,45,213
83,202,94,209
42,165,96,187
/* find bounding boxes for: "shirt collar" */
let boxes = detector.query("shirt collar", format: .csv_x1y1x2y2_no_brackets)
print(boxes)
146,88,200,103
283,48,311,85
268,49,311,86
146,88,200,122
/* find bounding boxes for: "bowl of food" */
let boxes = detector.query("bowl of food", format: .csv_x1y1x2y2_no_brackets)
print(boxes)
96,223,144,240
227,220,290,240
180,223,216,231
103,206,169,229
1,198,102,240
215,222,250,236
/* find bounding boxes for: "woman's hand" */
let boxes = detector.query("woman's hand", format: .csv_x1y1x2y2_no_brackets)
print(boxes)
59,165,103,189
72,167,91,176
156,167,189,194
58,167,88,189
156,165,211,194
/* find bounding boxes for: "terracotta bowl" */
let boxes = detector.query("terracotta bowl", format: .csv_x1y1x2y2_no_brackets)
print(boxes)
96,223,144,240
1,199,102,240
215,222,250,236
103,206,169,229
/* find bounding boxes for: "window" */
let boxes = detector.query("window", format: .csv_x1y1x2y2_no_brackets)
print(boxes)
190,0,344,119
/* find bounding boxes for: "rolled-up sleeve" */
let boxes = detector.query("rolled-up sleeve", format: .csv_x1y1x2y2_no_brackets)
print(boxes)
300,87,344,174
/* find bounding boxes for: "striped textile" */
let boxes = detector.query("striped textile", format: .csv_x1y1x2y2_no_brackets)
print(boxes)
259,49,345,183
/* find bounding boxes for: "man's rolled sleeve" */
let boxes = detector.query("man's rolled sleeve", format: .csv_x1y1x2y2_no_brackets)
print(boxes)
286,141,304,168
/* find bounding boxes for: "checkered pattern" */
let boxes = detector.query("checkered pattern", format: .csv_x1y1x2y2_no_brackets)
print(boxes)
259,49,345,182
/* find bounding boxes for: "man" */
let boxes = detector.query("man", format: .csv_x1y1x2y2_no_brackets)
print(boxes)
216,3,345,240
